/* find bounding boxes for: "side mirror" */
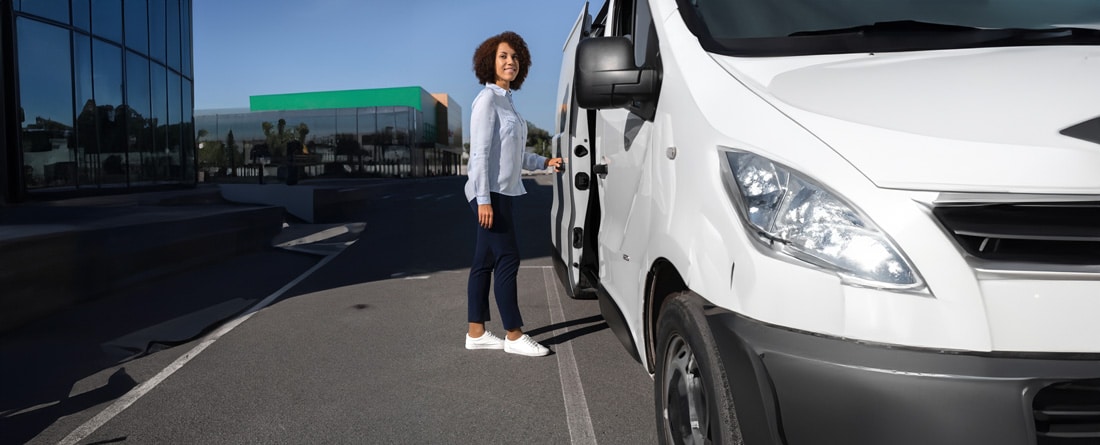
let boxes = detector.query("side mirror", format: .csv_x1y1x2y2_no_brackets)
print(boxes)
574,37,659,109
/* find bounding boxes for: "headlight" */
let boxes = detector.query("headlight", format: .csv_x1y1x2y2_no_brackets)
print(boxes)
723,150,924,290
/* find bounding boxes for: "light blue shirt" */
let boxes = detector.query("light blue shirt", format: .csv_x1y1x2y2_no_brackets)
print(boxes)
465,83,547,205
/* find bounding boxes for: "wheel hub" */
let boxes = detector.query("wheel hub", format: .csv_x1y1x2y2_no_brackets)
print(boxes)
664,335,709,445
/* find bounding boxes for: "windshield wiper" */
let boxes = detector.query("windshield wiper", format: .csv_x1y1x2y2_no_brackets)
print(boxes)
985,26,1100,45
789,21,1100,48
790,20,982,37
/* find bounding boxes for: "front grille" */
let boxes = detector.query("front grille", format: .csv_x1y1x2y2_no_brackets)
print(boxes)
932,202,1100,265
1033,379,1100,445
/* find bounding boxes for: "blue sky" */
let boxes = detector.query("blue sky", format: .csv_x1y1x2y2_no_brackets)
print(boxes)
193,0,591,138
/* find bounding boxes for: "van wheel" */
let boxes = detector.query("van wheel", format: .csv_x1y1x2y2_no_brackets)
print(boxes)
655,292,743,445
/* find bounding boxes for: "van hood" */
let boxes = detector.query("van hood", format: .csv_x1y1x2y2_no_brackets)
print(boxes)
714,46,1100,193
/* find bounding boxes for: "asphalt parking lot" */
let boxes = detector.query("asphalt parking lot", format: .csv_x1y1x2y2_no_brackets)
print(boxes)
1,175,657,444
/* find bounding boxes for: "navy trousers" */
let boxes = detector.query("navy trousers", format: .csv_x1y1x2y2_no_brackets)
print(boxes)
467,193,524,330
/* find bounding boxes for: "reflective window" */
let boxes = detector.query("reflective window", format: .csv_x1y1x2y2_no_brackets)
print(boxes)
74,0,91,30
15,0,70,24
297,109,335,142
93,41,125,116
150,62,168,181
94,39,126,184
167,0,181,70
74,33,96,185
335,109,356,148
394,108,412,175
192,106,465,181
126,52,151,117
224,113,263,143
377,108,397,145
195,115,216,140
334,109,360,171
126,51,153,184
358,108,377,145
148,0,166,63
358,108,378,173
181,0,192,76
393,108,411,146
375,108,401,175
182,79,195,181
168,72,182,180
14,0,195,193
448,104,463,147
125,0,148,55
17,18,75,189
336,109,357,136
196,118,224,175
91,0,123,43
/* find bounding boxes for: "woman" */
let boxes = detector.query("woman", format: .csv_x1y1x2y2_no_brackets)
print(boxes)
464,31,563,357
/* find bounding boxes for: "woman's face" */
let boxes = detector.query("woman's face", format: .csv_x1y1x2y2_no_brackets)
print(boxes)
494,42,519,88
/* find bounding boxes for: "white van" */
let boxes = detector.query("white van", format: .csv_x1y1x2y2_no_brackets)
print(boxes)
550,1,1100,444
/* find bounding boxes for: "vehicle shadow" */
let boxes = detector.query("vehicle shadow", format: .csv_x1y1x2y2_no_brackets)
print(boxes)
526,314,610,346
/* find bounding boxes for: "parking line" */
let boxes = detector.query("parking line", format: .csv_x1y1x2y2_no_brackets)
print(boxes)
57,253,340,445
543,267,598,445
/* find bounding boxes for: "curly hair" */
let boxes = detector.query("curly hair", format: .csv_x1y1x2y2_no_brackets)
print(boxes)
472,31,532,90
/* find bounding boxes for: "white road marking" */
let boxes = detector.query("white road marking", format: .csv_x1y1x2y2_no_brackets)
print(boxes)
415,194,434,200
3,401,59,418
57,253,340,445
543,267,598,445
435,194,454,201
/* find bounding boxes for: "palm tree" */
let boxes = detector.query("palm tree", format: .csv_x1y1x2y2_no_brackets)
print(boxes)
226,130,238,176
297,123,310,154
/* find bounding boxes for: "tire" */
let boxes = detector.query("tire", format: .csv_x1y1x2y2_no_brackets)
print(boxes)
655,292,743,445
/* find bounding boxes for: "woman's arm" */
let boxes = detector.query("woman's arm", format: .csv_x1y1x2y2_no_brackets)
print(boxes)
522,152,563,172
468,92,494,206
521,152,548,172
469,91,495,228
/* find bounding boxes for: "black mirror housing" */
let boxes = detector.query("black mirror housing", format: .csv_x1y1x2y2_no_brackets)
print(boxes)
575,37,659,110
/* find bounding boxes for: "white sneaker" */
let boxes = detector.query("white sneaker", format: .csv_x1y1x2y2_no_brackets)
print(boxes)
465,331,505,350
504,334,550,357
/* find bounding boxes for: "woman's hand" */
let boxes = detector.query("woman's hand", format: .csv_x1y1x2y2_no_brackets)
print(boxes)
545,157,564,172
478,204,494,229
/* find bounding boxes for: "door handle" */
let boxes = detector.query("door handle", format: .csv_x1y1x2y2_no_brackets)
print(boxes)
593,163,608,177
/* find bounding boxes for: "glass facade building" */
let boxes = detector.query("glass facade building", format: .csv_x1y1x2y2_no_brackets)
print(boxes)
1,0,195,204
195,87,464,181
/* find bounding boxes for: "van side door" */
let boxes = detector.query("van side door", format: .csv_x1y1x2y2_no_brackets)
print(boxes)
594,0,661,305
551,3,594,298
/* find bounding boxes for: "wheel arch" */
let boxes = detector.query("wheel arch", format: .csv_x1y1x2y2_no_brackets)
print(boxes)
645,258,689,373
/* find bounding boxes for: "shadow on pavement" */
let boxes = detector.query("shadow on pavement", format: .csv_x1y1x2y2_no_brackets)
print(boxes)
0,250,318,443
0,368,136,445
526,314,610,346
285,176,558,298
0,175,565,443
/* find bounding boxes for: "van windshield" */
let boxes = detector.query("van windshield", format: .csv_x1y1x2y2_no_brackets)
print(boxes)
677,0,1100,56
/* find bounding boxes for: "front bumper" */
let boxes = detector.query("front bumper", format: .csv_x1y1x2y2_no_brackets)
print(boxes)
706,308,1100,445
